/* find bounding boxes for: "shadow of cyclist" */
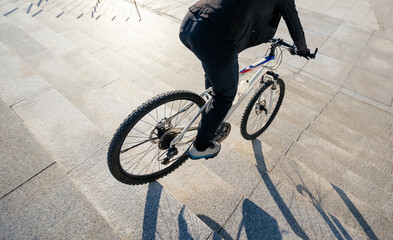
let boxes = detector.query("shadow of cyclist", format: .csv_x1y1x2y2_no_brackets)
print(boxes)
198,198,283,240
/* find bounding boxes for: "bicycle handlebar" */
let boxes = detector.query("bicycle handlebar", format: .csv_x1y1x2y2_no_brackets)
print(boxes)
269,38,318,59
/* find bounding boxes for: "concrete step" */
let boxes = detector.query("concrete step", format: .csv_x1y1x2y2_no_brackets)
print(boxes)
0,41,49,107
0,163,121,239
91,0,133,22
157,127,369,239
21,0,204,92
101,77,155,105
62,49,121,87
89,47,145,82
33,9,192,88
8,2,172,91
3,22,150,137
61,0,91,14
62,82,141,137
0,99,121,239
1,1,199,138
323,93,393,145
157,149,308,239
286,135,393,220
0,98,53,198
221,166,368,239
2,3,218,238
284,74,338,113
157,160,245,237
0,6,79,56
68,146,213,239
15,46,136,142
298,130,393,194
1,4,168,128
269,154,393,240
3,1,392,239
10,87,107,172
308,114,393,175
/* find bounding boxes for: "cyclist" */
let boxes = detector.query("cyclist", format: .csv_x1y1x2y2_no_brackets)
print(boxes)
179,0,314,160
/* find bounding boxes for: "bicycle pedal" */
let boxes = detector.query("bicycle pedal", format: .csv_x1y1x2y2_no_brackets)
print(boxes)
213,122,231,143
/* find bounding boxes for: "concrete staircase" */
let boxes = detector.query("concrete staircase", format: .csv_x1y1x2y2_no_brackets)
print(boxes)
1,0,392,239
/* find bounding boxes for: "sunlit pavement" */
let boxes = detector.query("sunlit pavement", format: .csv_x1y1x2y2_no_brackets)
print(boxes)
0,0,392,239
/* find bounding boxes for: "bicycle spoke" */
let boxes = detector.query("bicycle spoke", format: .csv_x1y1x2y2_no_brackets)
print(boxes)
164,103,166,119
155,107,159,125
111,93,204,182
249,117,261,132
121,149,150,168
126,135,150,139
131,127,150,137
174,104,198,127
174,100,182,126
139,118,156,127
170,100,174,119
148,112,158,123
121,142,153,162
121,139,152,153
126,143,156,173
150,149,161,174
139,148,160,175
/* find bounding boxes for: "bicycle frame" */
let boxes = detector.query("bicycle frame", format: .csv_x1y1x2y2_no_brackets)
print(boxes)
169,55,277,148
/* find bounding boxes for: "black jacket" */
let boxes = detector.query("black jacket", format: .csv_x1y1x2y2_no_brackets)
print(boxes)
189,0,307,52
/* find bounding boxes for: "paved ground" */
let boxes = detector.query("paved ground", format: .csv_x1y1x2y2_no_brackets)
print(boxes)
0,0,392,239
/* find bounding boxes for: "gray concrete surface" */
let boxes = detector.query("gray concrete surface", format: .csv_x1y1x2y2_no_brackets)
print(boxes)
0,99,53,198
0,163,121,239
1,0,392,239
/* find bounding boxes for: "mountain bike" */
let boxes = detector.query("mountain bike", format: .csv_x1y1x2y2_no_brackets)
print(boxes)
108,38,317,185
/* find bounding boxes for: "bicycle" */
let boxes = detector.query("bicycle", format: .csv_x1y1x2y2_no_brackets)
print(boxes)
108,38,317,185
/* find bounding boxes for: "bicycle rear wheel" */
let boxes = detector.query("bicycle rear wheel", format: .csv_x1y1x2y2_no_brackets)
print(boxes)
240,78,285,140
108,90,205,185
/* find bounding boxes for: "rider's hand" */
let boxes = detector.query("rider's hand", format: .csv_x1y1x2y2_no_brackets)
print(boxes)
297,48,312,60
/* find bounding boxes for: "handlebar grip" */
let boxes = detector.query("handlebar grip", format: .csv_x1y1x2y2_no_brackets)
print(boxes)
280,41,292,48
311,48,318,59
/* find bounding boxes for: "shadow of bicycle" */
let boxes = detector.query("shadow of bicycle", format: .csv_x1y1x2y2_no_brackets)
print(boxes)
139,139,378,239
141,181,210,239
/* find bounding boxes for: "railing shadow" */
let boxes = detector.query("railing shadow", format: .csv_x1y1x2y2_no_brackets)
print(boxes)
251,139,310,240
140,140,379,239
141,181,202,240
251,139,378,239
295,184,352,240
140,163,285,239
331,184,378,240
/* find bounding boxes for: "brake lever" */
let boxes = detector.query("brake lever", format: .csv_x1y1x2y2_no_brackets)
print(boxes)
289,47,297,55
310,48,318,59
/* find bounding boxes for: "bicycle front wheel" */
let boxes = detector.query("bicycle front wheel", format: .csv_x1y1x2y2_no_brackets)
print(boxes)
240,78,285,140
108,90,205,185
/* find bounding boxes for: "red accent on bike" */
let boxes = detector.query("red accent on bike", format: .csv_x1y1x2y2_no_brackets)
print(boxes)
240,69,252,74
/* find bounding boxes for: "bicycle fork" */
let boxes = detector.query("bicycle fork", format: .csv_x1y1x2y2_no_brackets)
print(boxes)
263,71,279,115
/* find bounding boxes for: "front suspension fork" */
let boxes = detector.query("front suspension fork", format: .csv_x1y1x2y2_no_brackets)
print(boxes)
264,71,279,115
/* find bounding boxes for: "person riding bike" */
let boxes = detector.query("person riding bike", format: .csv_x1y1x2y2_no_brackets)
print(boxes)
179,0,313,160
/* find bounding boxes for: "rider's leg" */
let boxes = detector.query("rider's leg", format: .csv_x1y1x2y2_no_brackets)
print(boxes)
195,59,238,150
179,11,238,155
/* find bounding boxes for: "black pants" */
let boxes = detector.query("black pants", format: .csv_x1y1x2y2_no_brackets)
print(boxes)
179,11,239,150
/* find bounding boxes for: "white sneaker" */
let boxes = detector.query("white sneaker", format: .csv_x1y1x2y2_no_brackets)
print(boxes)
188,141,221,160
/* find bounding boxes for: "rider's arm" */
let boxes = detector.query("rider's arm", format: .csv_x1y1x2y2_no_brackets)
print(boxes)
278,0,308,52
